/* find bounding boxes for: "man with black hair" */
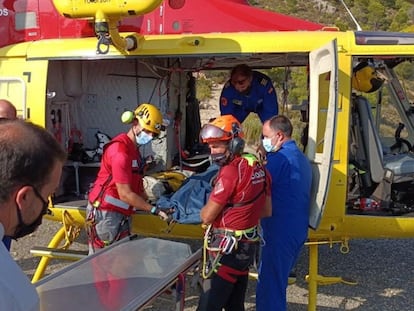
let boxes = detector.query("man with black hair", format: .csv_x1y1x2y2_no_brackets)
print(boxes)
0,119,66,311
220,64,278,124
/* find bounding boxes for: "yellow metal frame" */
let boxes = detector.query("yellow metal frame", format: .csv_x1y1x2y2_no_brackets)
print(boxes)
32,226,66,282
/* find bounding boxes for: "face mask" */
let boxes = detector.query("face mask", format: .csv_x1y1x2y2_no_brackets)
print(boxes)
136,131,153,145
210,152,229,166
262,137,276,153
11,199,48,240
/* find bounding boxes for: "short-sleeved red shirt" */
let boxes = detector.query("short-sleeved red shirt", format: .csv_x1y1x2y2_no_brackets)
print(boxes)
209,154,271,230
88,133,144,215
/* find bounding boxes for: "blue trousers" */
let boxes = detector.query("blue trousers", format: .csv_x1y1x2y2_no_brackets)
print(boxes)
256,234,305,311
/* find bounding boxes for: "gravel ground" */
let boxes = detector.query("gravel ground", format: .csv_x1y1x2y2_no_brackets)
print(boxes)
10,218,414,310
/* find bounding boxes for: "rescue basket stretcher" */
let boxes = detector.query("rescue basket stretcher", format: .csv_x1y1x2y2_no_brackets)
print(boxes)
47,200,204,239
35,236,202,311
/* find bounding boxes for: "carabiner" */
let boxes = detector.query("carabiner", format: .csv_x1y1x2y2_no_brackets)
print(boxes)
96,33,110,55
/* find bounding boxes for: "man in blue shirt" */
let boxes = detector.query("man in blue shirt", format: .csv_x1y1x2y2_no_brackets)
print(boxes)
220,64,278,123
256,115,312,311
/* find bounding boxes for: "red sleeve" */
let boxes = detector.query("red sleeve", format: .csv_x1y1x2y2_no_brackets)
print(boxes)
106,142,132,184
265,168,272,196
209,165,238,205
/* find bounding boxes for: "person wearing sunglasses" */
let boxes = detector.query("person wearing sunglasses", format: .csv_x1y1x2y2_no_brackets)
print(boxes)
197,114,272,311
219,64,278,124
86,103,172,254
0,119,66,311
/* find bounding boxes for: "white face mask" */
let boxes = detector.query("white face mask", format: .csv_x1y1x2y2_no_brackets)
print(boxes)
136,131,153,145
262,137,275,153
262,134,282,153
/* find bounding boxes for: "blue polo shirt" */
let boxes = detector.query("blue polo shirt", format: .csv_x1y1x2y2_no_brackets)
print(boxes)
219,71,278,123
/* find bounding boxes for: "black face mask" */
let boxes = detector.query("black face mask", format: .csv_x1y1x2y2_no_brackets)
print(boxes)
210,152,229,166
10,185,49,240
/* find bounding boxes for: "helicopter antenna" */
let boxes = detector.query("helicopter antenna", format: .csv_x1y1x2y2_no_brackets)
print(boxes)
338,0,362,31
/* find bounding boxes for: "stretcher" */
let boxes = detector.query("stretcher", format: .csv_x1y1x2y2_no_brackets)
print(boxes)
48,200,203,238
35,236,202,311
31,199,204,282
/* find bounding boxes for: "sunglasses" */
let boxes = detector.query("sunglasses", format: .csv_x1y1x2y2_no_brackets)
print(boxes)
31,185,51,214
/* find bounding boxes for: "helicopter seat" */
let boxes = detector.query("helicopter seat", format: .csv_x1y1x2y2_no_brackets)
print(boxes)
354,95,414,202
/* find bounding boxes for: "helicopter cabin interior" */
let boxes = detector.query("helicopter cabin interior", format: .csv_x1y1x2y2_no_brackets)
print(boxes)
42,52,317,203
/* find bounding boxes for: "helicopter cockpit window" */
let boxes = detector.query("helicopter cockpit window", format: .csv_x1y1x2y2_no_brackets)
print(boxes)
377,60,414,153
348,57,414,216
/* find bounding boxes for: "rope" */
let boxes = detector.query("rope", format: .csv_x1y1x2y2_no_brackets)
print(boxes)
135,59,140,102
61,210,82,249
281,66,290,115
202,224,223,279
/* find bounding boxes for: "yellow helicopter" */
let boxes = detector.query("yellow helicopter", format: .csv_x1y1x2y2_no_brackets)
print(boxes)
2,0,414,310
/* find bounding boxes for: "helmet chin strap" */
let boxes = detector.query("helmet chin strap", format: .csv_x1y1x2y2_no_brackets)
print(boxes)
211,149,233,166
131,125,141,146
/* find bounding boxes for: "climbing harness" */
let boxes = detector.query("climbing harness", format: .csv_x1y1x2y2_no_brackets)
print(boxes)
201,224,260,279
200,154,266,278
86,166,131,251
86,207,130,251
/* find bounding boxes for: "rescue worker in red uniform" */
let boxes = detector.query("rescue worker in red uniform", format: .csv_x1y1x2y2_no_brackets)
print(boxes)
86,103,170,254
197,115,272,311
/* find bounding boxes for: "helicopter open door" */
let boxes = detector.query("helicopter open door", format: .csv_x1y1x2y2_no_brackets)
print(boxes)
307,39,338,230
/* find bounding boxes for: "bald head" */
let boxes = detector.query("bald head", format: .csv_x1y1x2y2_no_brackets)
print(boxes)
0,99,17,120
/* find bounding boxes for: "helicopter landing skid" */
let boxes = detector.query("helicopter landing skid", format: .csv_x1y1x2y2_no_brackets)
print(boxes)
306,240,357,311
305,274,357,286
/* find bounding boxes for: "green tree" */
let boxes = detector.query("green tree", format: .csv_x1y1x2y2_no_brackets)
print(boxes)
389,8,409,31
367,1,388,30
